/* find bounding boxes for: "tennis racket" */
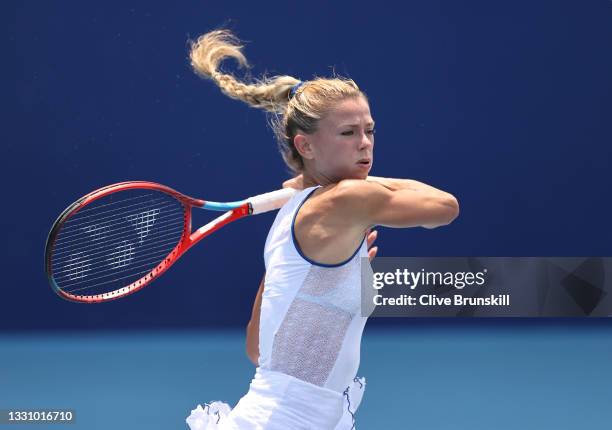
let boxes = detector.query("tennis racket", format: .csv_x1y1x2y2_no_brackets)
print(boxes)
45,181,297,303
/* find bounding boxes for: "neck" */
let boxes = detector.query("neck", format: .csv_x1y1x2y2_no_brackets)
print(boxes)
301,167,338,188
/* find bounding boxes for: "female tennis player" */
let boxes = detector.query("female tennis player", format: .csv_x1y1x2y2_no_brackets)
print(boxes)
185,29,459,429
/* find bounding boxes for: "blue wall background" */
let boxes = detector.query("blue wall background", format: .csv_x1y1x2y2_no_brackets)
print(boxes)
3,0,612,331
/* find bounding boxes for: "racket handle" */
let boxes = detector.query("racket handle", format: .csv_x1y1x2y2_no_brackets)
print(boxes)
248,188,298,214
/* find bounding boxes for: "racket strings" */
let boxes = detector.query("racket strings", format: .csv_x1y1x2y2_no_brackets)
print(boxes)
59,251,173,292
54,215,184,255
59,199,178,235
53,227,184,267
54,233,183,275
54,235,181,293
66,269,155,294
63,193,163,218
51,189,185,297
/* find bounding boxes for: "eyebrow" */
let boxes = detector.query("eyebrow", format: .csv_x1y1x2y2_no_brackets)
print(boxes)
340,121,376,128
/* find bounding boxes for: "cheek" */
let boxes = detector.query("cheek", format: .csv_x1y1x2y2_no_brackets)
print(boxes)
325,144,351,165
316,139,342,160
313,138,356,171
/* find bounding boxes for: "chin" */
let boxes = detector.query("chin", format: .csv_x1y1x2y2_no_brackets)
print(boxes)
346,171,369,180
332,167,369,182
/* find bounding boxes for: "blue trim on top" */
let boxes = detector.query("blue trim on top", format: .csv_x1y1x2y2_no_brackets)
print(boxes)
291,187,365,268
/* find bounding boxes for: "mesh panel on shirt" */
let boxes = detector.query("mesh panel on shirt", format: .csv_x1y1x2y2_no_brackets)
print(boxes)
270,260,362,387
270,298,351,386
299,259,362,315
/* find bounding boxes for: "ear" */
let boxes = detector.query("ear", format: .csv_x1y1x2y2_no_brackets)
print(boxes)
293,134,315,160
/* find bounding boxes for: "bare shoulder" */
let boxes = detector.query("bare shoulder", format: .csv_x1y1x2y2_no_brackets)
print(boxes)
294,181,375,265
331,179,388,198
312,179,390,229
294,180,382,230
324,179,390,212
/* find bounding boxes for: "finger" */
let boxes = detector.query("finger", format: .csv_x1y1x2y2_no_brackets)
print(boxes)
368,246,378,262
366,230,378,248
367,230,377,245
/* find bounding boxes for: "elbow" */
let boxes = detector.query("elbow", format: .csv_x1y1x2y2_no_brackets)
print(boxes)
423,195,460,229
442,195,460,224
247,349,259,366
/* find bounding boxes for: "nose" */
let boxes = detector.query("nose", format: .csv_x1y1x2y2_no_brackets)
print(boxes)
359,130,373,150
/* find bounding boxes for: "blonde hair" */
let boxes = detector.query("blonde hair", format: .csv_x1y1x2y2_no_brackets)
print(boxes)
189,28,367,173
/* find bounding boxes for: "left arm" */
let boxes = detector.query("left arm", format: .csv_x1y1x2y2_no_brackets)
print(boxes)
246,274,264,366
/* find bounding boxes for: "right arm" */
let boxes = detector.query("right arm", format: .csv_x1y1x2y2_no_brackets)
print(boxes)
334,177,460,230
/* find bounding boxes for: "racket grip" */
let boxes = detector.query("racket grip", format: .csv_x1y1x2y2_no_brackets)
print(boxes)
248,188,298,214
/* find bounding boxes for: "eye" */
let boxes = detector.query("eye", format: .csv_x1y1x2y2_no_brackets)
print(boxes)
341,129,376,136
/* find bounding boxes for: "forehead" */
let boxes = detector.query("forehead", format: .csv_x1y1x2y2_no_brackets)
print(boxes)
322,97,374,126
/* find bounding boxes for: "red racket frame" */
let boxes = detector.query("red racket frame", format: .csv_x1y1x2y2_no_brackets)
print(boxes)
45,181,251,303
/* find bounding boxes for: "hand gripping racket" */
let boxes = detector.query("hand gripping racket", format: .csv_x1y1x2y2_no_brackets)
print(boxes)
45,181,297,303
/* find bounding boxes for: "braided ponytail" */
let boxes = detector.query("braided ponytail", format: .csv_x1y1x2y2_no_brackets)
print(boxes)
189,29,299,113
189,28,366,174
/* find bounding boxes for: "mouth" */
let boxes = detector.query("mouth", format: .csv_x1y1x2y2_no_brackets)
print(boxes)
356,159,371,167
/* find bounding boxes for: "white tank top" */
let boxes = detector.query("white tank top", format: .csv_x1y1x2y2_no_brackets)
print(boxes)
259,186,372,393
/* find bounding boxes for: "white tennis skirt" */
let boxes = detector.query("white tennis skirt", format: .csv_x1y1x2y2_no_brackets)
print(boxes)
186,367,366,430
